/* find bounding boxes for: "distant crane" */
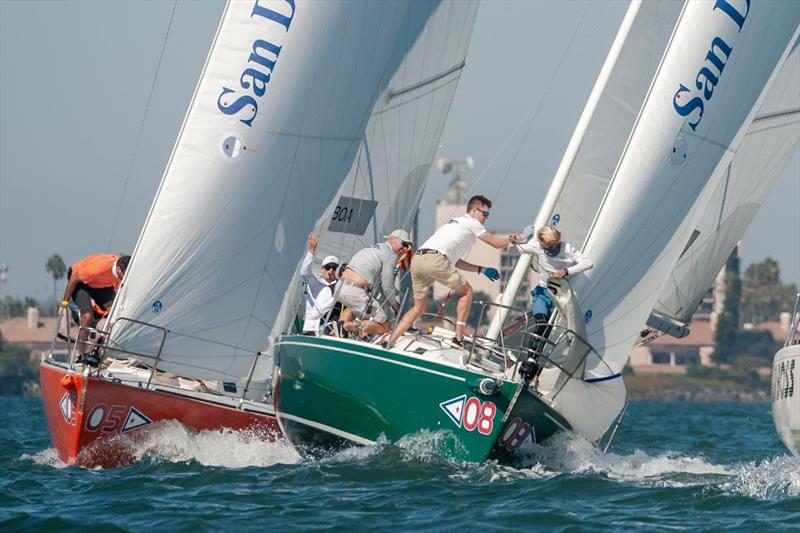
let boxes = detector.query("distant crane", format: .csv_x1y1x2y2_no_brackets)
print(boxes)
436,156,474,204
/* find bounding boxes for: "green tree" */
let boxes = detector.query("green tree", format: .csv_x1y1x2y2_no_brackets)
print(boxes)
0,332,38,395
45,254,67,309
740,258,797,324
714,271,740,363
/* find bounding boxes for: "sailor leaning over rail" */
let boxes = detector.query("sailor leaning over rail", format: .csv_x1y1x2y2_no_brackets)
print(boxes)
516,225,593,346
335,229,413,337
388,195,523,348
60,253,131,363
300,233,339,335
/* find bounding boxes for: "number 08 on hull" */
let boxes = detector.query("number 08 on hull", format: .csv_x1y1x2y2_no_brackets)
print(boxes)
272,335,570,464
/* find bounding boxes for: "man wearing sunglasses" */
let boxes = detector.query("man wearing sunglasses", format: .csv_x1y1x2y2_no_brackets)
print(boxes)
335,229,413,337
517,225,593,346
388,195,523,348
300,233,340,335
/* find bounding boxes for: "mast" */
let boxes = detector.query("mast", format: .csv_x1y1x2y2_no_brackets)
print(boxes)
487,0,663,339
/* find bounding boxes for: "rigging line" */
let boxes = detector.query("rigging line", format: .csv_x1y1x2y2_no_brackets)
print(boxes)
439,0,615,225
106,0,178,250
492,1,595,201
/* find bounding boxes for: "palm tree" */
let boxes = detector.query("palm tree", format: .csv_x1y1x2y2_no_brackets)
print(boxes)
45,254,66,312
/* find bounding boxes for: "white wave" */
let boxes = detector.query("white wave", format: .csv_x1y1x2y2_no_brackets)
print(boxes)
520,433,731,487
128,420,300,468
20,448,70,469
721,454,800,499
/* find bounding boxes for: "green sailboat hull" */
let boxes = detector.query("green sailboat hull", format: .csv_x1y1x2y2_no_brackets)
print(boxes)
273,335,571,464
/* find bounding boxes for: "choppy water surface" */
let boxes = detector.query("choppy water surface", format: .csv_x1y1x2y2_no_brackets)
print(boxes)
1,398,798,531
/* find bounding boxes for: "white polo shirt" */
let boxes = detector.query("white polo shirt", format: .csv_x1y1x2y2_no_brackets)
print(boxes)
420,215,487,264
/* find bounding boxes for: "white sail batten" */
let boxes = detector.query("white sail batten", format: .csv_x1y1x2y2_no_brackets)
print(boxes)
487,0,684,339
310,1,479,275
108,1,441,388
575,1,800,378
654,40,800,326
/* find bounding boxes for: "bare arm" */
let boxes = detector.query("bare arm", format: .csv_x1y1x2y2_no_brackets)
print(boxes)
62,272,79,303
454,259,481,273
479,232,523,249
301,233,318,279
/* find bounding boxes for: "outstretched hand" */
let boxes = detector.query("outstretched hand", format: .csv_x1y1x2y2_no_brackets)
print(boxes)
509,233,524,245
482,267,500,282
307,232,319,253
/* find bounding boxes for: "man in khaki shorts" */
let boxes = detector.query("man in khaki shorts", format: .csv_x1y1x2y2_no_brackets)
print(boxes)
387,195,522,348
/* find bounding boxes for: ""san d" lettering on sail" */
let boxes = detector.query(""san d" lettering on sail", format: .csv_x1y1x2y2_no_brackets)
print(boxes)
217,0,296,127
672,0,750,131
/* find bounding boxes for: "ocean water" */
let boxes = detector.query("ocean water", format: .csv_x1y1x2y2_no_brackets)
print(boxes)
1,398,798,531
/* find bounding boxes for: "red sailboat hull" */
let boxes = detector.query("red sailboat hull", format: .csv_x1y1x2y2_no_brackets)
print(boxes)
40,361,280,467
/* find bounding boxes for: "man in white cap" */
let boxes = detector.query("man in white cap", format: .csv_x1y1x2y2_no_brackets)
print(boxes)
335,229,413,336
300,233,339,335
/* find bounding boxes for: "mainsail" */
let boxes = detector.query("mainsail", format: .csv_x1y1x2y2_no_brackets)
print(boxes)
653,37,800,328
311,2,479,274
107,1,446,392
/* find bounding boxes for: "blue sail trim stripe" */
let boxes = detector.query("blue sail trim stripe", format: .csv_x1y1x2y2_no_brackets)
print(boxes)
584,373,622,383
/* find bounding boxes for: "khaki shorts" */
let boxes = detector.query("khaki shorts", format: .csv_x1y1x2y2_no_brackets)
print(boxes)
411,253,467,300
333,282,389,324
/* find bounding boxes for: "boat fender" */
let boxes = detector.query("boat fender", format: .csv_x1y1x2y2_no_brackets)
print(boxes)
60,373,79,390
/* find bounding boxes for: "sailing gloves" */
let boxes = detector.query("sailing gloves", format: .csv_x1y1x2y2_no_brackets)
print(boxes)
482,267,500,282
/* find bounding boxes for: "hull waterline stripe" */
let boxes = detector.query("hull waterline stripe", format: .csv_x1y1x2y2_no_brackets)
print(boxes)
278,412,375,446
277,341,465,382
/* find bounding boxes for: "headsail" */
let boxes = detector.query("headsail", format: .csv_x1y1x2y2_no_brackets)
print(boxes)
107,1,444,392
311,2,479,272
653,38,800,328
488,0,684,339
575,0,800,383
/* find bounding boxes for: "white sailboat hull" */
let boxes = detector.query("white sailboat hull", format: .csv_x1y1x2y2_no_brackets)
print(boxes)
772,343,800,455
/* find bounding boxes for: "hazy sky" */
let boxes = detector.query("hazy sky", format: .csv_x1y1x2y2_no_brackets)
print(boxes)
1,0,798,303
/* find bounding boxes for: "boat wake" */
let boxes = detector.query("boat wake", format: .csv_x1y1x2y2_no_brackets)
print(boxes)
21,448,70,469
23,421,300,469
125,421,301,468
469,432,800,499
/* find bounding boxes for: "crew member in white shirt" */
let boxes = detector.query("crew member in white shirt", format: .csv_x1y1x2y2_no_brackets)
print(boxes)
516,225,593,341
300,233,339,335
388,195,522,348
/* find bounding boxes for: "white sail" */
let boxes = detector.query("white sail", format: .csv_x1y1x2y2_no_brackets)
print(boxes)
488,0,684,339
108,1,443,390
654,38,800,326
575,0,800,384
310,2,479,275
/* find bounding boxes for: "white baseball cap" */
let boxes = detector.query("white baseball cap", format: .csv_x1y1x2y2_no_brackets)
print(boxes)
322,256,340,267
385,229,412,243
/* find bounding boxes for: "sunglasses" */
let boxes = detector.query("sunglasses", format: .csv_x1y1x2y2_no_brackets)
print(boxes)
480,210,490,218
323,264,338,271
402,241,412,248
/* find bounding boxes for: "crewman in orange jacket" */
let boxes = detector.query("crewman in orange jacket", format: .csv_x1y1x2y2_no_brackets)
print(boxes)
60,254,130,360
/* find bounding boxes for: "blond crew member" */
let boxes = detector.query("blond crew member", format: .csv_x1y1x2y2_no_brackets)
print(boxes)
388,195,522,348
